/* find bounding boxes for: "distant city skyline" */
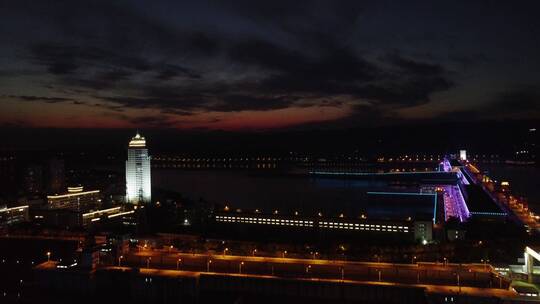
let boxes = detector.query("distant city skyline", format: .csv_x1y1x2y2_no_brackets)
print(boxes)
1,1,539,130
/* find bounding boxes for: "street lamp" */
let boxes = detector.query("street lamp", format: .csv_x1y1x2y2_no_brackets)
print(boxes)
118,255,123,267
377,269,382,282
481,259,490,271
223,248,229,256
443,257,447,267
46,251,51,262
412,256,417,264
455,272,461,293
282,250,287,258
207,259,212,272
176,258,182,270
252,249,257,257
306,265,311,274
239,261,244,274
169,245,173,253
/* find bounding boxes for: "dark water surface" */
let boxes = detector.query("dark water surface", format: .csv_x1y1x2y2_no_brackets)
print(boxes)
152,169,422,215
152,164,540,214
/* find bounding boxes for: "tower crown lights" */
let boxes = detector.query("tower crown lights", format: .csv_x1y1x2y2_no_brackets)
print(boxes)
129,133,146,148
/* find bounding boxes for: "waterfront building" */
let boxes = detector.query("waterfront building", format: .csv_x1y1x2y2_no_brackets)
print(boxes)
0,204,29,227
47,186,100,210
126,133,151,204
33,206,131,228
214,191,437,243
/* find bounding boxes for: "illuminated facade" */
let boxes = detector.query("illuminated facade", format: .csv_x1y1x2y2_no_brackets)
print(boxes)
81,206,133,226
214,213,433,242
47,186,100,210
459,150,467,161
0,205,29,227
126,133,151,204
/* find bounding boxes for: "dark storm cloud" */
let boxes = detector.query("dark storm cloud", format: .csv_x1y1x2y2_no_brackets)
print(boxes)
217,34,453,112
2,0,540,128
6,0,455,120
386,54,444,76
214,95,301,112
29,43,151,74
156,64,201,81
127,115,176,128
30,42,199,80
99,94,302,113
84,40,453,115
161,108,196,116
5,95,74,103
354,76,453,107
100,96,204,111
9,0,456,118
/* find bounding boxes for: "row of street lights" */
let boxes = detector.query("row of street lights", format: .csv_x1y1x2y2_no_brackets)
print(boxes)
123,245,494,289
121,250,503,290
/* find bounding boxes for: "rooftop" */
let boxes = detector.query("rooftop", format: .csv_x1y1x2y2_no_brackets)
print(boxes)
129,132,146,148
464,185,506,216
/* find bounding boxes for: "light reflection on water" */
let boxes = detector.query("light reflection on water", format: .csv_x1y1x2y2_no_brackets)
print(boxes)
153,165,540,215
153,169,430,216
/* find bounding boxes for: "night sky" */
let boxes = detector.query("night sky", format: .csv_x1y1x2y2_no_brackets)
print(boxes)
1,1,539,131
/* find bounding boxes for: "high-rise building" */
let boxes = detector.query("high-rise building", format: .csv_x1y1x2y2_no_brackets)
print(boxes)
459,150,467,161
47,158,65,194
125,133,151,204
24,164,43,194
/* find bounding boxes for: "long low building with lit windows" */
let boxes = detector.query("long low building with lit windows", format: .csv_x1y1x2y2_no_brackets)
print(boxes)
0,205,29,227
47,186,101,210
212,192,438,243
33,206,136,228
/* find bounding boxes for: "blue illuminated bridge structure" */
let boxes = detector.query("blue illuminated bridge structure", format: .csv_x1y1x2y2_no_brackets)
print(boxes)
309,157,507,223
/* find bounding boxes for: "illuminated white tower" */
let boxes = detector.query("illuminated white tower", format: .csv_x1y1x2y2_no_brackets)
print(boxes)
126,133,151,204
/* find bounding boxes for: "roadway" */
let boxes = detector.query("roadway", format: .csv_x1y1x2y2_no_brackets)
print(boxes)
106,266,517,299
462,162,535,228
120,249,507,289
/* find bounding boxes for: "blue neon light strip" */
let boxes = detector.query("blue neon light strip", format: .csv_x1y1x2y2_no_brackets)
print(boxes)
470,211,507,216
367,191,436,196
367,191,438,224
310,171,446,176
